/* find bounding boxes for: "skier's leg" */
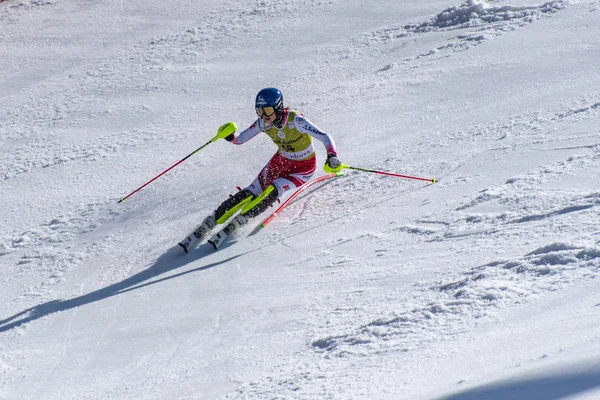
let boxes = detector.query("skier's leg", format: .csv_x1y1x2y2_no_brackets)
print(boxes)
220,184,277,231
213,189,254,224
240,184,280,219
217,153,316,229
242,152,286,197
206,158,315,250
178,189,254,253
198,155,275,237
191,189,254,238
236,156,316,223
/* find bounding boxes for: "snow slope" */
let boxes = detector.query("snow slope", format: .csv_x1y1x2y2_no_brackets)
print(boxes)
1,0,599,399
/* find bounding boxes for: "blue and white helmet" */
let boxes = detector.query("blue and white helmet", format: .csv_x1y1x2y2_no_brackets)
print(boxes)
255,87,284,118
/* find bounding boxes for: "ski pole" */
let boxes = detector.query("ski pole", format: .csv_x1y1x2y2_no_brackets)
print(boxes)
117,122,237,203
257,173,341,230
339,164,436,183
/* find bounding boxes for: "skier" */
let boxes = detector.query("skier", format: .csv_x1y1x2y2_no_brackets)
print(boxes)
179,87,342,252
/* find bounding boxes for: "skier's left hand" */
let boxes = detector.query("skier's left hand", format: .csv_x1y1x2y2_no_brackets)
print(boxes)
324,153,343,173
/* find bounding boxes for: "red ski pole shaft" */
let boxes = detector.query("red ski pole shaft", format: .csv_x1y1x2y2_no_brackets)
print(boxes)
118,122,238,203
259,173,341,229
341,164,436,183
117,137,216,203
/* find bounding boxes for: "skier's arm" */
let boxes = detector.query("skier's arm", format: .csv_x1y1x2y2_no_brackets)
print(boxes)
229,119,264,145
293,115,338,155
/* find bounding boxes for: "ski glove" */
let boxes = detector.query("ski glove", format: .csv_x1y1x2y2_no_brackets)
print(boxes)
324,153,343,173
215,122,237,142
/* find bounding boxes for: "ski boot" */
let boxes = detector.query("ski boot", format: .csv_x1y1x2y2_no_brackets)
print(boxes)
178,214,216,253
178,189,254,254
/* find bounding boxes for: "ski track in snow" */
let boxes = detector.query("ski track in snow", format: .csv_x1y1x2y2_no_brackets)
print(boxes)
309,245,600,355
0,0,54,9
215,74,598,395
438,98,600,145
205,81,600,398
231,242,600,400
227,241,600,396
0,197,128,256
0,0,336,175
0,0,338,315
223,100,600,398
288,0,579,126
366,0,569,68
0,0,585,185
2,0,600,398
0,0,361,346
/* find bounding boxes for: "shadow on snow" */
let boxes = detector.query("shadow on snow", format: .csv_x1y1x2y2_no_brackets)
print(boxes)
438,366,600,400
0,243,247,333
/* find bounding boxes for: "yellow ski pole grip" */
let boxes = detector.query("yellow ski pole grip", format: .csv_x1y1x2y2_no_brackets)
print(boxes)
213,122,238,141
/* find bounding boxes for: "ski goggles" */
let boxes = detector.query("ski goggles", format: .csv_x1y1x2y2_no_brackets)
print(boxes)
256,106,275,117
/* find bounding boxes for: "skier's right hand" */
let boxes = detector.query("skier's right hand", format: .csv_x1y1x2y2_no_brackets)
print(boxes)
215,122,237,141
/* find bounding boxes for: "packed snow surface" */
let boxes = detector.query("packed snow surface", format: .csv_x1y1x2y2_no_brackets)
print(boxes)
1,0,600,399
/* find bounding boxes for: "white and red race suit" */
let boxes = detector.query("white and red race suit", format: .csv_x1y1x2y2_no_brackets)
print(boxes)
230,108,338,197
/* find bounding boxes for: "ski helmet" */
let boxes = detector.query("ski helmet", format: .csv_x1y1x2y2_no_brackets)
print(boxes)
255,87,284,118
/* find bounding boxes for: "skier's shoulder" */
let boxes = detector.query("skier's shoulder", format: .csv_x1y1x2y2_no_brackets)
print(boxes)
290,110,327,136
288,109,308,125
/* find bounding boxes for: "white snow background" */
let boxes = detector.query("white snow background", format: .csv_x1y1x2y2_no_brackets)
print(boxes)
1,0,600,398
